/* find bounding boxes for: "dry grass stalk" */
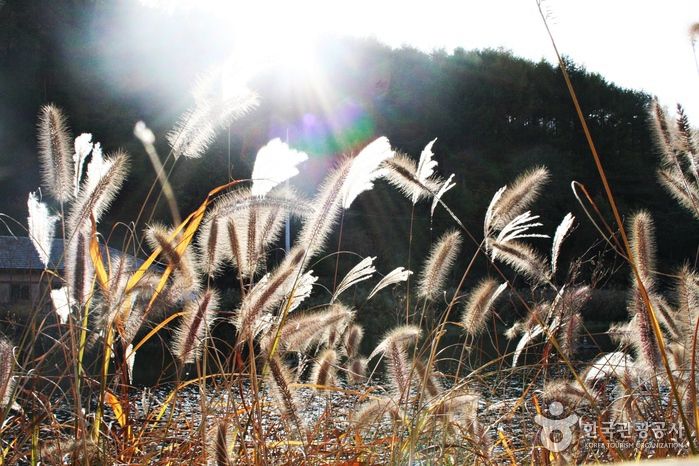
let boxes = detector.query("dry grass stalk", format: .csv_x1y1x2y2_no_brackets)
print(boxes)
173,288,219,364
491,241,550,286
266,354,305,434
417,230,462,300
310,348,337,389
485,166,550,234
461,279,505,338
168,63,259,159
343,323,364,359
332,256,376,303
66,148,129,236
37,104,73,202
370,325,421,396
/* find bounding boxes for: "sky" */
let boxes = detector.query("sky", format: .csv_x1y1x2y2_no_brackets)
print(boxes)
138,0,699,118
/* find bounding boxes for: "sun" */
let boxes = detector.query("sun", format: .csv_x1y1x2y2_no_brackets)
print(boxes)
138,0,321,73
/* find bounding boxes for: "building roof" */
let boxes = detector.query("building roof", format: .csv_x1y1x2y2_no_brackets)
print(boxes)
0,236,149,272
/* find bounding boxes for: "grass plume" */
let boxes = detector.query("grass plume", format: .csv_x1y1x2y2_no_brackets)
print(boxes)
484,166,550,235
168,63,259,159
173,288,219,364
369,325,421,396
461,279,506,338
37,104,73,202
417,230,462,300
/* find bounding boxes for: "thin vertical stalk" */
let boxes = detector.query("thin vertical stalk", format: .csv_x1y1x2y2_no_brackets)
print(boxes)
405,204,416,324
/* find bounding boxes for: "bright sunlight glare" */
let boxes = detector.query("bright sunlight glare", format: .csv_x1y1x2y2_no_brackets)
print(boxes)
139,0,321,70
138,0,699,118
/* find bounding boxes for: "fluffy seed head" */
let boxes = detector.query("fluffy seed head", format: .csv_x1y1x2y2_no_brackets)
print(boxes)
168,63,259,159
344,323,364,359
417,230,462,300
173,289,219,364
367,267,412,300
491,240,550,286
551,213,575,275
310,348,337,389
347,357,368,385
332,256,376,303
67,148,130,235
461,279,506,337
297,158,352,258
37,104,73,202
27,192,59,269
251,138,308,197
628,210,656,289
341,136,394,209
485,166,550,234
431,173,456,216
382,152,442,203
413,138,439,204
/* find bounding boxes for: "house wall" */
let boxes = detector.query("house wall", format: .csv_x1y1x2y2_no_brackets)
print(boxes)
0,269,53,316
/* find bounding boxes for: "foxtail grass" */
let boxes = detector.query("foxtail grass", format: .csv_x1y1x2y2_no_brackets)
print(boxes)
6,41,699,464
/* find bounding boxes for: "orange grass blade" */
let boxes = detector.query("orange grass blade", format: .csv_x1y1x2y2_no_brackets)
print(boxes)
498,428,518,466
124,180,242,294
105,391,126,427
89,214,109,296
129,311,184,356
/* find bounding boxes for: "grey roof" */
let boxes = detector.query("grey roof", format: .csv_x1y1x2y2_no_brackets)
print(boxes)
0,236,148,272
